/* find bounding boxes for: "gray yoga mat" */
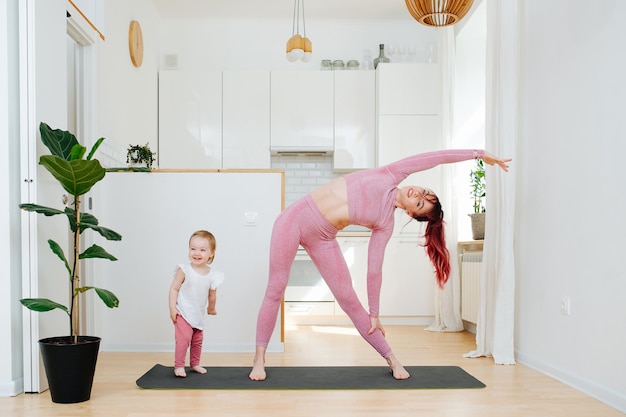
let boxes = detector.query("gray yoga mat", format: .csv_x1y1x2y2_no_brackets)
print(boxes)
136,364,485,390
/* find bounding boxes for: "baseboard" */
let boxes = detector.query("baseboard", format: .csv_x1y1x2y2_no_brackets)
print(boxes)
0,376,23,397
285,314,435,326
462,320,477,334
516,350,626,414
99,341,284,353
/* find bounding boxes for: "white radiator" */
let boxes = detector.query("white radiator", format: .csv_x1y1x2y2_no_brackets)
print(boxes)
461,251,482,324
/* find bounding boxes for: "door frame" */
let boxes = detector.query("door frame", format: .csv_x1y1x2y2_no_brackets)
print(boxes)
20,0,98,392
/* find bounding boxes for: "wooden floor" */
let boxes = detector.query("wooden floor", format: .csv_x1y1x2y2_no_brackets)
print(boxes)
1,324,623,417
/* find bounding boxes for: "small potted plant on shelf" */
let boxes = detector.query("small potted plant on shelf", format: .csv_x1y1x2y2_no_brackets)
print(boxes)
19,122,122,404
126,143,156,169
468,158,486,240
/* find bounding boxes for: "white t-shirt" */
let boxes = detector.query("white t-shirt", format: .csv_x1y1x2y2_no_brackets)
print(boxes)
175,263,224,329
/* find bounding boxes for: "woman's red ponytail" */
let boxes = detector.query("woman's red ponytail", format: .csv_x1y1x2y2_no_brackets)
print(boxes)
415,198,450,288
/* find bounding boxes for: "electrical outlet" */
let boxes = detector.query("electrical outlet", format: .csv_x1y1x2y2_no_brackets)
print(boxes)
560,296,571,316
244,211,258,226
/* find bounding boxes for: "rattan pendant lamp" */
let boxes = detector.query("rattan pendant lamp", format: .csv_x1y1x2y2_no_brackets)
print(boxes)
405,0,475,27
286,0,312,62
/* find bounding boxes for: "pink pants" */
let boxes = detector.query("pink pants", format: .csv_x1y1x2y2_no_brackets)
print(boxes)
174,315,203,368
255,195,392,358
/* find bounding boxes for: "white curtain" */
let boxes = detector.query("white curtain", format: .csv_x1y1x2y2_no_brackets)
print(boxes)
464,0,518,364
427,27,464,333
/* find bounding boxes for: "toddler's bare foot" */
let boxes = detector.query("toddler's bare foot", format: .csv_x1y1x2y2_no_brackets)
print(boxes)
174,367,187,378
386,354,411,380
190,365,207,374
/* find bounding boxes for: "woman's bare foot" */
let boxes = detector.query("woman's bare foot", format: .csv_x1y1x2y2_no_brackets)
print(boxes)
249,346,267,381
174,367,187,378
190,365,207,374
249,362,266,381
386,354,410,380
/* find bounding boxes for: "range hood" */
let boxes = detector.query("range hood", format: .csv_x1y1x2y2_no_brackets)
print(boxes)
270,146,334,156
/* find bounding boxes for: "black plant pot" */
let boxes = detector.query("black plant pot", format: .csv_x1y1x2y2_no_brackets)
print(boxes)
39,336,101,403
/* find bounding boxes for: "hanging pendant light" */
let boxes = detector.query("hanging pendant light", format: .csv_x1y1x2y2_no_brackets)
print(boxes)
286,0,312,62
405,0,475,27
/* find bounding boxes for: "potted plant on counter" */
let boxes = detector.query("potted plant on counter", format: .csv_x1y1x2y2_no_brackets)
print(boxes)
126,142,156,169
19,122,122,403
468,158,486,240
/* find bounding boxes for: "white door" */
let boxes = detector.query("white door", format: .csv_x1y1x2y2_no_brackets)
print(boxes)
21,3,97,392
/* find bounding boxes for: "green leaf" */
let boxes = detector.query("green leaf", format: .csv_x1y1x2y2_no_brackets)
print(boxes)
79,244,118,261
470,158,486,213
70,143,87,161
86,137,105,160
95,288,120,308
76,287,120,308
20,298,69,314
18,203,65,217
48,239,71,277
39,155,106,196
77,211,122,241
65,207,79,233
87,225,122,241
39,122,79,160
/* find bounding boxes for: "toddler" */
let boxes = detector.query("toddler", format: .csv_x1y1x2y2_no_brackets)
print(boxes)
169,230,224,377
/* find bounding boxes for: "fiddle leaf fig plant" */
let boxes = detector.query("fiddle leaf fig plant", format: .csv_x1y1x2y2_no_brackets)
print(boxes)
470,158,486,213
19,122,121,342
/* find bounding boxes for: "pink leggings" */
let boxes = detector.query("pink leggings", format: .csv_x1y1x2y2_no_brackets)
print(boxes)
255,195,392,358
174,315,203,368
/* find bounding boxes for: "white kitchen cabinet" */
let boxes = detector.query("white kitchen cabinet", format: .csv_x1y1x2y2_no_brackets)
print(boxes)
333,71,376,170
377,62,442,236
380,237,436,316
374,64,439,319
378,115,441,236
378,115,440,166
222,70,271,169
376,62,441,168
158,70,223,169
291,235,435,320
336,235,436,318
335,236,370,316
377,63,441,115
270,71,334,152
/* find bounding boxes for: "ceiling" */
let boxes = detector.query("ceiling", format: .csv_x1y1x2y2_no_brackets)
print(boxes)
150,0,414,21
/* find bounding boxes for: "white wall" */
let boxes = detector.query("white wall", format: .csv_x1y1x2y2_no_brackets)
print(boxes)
91,171,283,353
155,19,435,71
96,0,161,166
515,0,626,412
0,0,24,397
